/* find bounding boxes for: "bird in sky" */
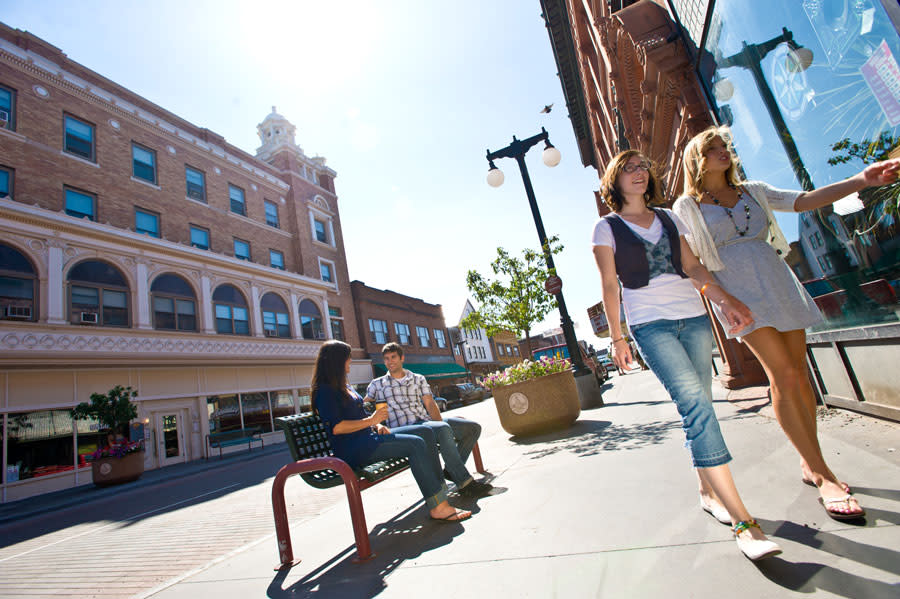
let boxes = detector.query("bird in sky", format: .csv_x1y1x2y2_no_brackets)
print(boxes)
540,103,553,114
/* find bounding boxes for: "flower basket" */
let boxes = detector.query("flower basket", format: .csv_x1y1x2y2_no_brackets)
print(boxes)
490,369,580,437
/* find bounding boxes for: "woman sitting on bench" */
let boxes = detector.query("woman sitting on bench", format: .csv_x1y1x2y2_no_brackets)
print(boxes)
312,340,472,522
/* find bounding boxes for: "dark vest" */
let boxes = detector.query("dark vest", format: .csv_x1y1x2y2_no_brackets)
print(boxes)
604,208,688,289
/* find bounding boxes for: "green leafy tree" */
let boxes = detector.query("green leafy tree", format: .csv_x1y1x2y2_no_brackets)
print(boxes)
462,236,563,355
71,385,138,436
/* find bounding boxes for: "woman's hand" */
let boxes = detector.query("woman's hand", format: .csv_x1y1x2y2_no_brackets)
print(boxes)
718,294,754,334
610,338,634,371
374,424,391,435
860,158,900,187
369,404,389,426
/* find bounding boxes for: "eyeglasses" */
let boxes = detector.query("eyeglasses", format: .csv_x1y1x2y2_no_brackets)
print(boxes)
622,162,651,174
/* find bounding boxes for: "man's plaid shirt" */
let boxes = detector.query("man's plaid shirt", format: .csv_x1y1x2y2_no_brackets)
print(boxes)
366,370,432,428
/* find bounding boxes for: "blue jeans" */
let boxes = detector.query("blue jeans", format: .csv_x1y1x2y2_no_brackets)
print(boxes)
367,432,448,509
391,420,477,486
630,315,732,468
445,417,481,465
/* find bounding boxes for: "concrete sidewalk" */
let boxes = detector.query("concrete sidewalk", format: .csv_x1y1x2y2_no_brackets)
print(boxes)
137,370,900,599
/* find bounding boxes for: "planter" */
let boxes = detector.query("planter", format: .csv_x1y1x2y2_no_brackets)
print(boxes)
91,450,145,487
491,370,580,437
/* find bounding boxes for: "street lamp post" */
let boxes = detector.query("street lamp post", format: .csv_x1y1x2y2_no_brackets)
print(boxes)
484,127,590,379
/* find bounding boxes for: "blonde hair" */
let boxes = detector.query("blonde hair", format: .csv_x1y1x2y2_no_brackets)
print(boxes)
682,126,743,198
600,150,664,213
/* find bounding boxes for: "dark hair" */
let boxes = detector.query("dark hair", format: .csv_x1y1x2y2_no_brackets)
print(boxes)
311,340,352,413
382,342,403,358
599,150,664,212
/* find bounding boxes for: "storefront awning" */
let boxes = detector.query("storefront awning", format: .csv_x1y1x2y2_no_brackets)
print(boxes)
372,362,470,380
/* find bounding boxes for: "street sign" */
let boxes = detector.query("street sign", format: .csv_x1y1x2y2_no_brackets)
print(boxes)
544,275,562,295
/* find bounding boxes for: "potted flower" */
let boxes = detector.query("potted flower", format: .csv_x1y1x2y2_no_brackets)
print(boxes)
484,356,580,437
72,385,145,486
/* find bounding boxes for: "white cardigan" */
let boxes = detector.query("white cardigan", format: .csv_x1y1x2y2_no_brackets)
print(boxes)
672,181,803,271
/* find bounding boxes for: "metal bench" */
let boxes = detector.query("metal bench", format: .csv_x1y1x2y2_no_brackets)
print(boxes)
205,427,263,459
271,412,485,568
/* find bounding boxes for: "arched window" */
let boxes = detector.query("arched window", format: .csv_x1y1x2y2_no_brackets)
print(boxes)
261,292,290,338
0,243,37,322
67,260,129,327
299,299,324,340
213,284,249,335
150,274,197,331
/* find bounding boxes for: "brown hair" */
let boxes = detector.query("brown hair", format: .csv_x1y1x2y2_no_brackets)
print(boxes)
682,126,743,198
311,340,352,413
599,150,664,212
382,342,403,358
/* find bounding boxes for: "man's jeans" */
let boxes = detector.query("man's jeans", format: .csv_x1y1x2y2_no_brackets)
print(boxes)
367,431,448,509
630,314,732,468
392,418,481,486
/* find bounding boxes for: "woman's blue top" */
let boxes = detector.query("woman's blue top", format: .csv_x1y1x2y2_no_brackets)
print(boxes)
314,383,380,469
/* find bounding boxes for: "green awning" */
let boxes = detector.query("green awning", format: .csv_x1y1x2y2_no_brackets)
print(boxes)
372,362,469,380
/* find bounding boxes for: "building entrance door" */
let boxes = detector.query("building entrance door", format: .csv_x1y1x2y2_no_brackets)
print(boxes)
155,411,187,467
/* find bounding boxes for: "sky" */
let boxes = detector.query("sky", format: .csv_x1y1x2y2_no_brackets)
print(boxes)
1,0,611,348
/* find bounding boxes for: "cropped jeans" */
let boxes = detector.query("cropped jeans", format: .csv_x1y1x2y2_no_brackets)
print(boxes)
630,314,732,468
367,431,448,509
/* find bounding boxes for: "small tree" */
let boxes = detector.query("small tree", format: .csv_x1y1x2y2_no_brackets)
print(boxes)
462,236,563,355
72,385,138,440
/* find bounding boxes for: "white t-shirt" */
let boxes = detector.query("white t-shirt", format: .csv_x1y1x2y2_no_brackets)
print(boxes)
591,209,706,327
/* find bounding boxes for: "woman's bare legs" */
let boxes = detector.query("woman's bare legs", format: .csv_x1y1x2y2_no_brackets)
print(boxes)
742,327,861,515
697,466,768,540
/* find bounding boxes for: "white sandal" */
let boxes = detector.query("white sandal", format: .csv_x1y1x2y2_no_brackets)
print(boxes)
733,519,782,561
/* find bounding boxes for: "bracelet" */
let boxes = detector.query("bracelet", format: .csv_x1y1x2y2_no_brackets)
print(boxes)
611,337,625,343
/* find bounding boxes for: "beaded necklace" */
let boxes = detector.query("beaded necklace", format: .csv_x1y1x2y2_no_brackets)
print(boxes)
704,184,752,237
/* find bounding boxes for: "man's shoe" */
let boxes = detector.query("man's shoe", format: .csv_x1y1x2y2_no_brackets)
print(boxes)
459,480,493,497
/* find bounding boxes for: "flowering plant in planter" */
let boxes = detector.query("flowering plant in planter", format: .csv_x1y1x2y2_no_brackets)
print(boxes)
483,356,571,389
84,439,144,462
71,385,139,455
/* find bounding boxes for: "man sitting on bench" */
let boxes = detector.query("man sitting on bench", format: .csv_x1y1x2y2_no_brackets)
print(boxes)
366,343,492,498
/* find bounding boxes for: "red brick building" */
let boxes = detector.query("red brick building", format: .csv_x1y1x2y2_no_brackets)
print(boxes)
0,24,367,501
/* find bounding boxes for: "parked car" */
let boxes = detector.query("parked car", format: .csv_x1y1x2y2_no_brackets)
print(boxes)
439,383,485,406
531,343,609,385
433,397,448,412
598,356,617,372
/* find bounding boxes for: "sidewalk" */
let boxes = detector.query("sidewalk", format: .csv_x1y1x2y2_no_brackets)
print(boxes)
138,370,900,599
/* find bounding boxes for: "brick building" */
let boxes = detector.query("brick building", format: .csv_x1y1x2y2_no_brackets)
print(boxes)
0,24,369,501
350,281,467,394
490,329,521,368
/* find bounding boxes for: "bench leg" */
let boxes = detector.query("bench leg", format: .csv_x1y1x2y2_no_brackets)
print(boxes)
271,466,302,570
343,476,375,562
473,441,486,474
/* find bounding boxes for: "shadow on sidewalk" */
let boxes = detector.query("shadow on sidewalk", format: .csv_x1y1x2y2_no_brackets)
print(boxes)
509,419,680,459
752,517,900,599
267,501,471,598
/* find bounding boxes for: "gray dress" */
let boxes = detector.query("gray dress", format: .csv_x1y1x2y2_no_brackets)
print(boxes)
699,192,822,339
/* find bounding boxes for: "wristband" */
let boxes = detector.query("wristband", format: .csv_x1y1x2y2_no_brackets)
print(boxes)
611,337,625,343
700,283,712,296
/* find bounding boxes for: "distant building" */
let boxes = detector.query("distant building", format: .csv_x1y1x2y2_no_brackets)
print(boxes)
490,329,521,368
453,300,499,378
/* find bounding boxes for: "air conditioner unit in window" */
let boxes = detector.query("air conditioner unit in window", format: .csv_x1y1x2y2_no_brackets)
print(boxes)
264,329,279,337
0,110,8,127
80,312,98,323
4,306,32,319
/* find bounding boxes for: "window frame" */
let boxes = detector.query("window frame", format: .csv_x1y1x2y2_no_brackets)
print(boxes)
150,274,198,332
0,164,12,198
394,322,411,345
189,225,210,250
318,258,335,284
0,242,38,323
185,165,206,203
63,113,96,162
308,205,335,248
67,262,130,328
131,142,157,184
0,83,16,131
213,285,250,336
228,183,246,216
416,325,430,347
134,207,160,238
233,238,251,261
264,200,280,228
269,249,285,270
434,328,446,348
64,186,97,222
369,318,388,344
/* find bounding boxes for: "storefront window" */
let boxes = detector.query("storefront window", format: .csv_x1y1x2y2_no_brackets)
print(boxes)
240,392,273,433
207,394,241,433
699,0,900,331
271,391,295,420
6,410,76,481
297,388,312,413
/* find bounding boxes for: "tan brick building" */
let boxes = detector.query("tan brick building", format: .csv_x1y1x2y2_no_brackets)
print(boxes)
0,24,369,501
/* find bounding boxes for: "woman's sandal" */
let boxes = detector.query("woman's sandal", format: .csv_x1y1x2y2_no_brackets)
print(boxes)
802,477,851,494
700,497,731,525
431,509,472,523
733,519,782,561
818,495,865,521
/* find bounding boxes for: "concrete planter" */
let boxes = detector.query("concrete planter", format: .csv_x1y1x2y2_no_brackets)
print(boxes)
491,370,580,437
91,450,145,487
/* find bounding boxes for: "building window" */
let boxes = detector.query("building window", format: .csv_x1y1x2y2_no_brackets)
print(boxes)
64,115,95,161
810,232,823,249
190,225,210,250
261,292,291,338
313,219,328,243
0,84,15,130
300,299,324,339
64,187,96,221
150,273,197,331
513,346,519,356
434,329,446,348
132,143,157,184
233,238,251,261
395,322,411,345
308,209,334,247
135,208,160,238
369,318,388,344
240,392,275,433
265,200,280,228
269,249,285,270
817,255,834,272
319,260,334,283
207,394,241,433
6,409,88,481
416,326,430,347
229,184,246,216
0,243,37,322
67,260,130,327
0,165,12,198
329,307,344,341
213,284,250,335
185,166,206,202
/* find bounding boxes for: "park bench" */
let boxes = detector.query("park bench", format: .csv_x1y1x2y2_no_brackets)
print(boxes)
205,427,263,459
271,412,485,568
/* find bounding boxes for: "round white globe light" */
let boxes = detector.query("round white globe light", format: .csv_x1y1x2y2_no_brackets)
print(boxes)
713,79,734,102
486,168,505,187
542,146,561,167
